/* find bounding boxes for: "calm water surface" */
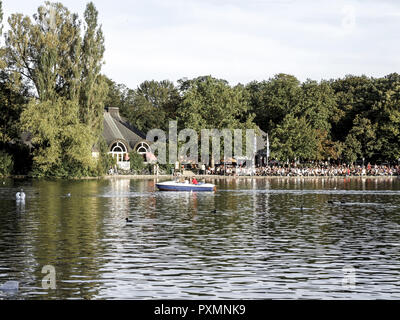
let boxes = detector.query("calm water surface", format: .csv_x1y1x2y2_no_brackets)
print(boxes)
1,177,400,299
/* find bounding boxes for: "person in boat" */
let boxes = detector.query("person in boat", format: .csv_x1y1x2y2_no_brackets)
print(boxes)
191,177,198,185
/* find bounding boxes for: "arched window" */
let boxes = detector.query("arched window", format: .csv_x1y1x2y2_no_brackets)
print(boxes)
136,142,150,161
110,141,128,162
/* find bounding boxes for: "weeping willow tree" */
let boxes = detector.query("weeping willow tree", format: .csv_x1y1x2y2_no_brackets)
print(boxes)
5,1,108,177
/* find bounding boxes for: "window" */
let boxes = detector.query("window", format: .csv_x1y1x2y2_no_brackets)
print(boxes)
136,142,150,161
110,141,128,162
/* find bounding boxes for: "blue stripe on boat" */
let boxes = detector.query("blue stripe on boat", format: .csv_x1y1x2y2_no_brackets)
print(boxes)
156,184,215,192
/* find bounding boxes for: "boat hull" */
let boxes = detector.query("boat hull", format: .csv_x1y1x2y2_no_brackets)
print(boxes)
156,182,216,192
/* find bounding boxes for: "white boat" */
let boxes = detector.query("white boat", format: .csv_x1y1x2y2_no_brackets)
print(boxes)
156,180,216,192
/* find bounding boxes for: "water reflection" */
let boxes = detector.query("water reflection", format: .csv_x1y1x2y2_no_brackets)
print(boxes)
1,177,400,299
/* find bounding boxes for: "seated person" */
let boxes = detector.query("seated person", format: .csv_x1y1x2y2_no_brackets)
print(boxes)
191,177,198,185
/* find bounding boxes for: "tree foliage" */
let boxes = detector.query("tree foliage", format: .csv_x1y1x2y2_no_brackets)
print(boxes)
129,150,145,173
0,71,29,144
3,1,107,177
0,150,13,176
20,98,96,177
2,0,400,178
177,76,255,132
270,114,317,161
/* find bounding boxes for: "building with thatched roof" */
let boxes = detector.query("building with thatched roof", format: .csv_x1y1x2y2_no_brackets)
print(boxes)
101,107,152,170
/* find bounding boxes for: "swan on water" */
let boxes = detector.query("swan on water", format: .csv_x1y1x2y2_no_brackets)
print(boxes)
16,189,26,201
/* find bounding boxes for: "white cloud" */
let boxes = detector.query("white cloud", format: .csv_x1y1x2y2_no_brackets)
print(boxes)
3,0,400,88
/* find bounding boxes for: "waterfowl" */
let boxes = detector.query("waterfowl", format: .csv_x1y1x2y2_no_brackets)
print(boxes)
328,200,346,205
211,209,217,213
125,218,133,223
16,189,26,201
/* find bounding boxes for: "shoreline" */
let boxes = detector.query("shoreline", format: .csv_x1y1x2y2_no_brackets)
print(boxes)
89,174,400,180
4,174,400,181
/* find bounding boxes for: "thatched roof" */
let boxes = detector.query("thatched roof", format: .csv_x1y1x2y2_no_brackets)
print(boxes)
103,107,149,151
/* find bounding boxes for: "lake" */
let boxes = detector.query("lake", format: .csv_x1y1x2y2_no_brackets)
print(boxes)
1,177,400,299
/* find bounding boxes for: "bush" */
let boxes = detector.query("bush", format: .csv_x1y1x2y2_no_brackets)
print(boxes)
159,163,174,175
95,152,116,176
130,151,145,173
0,151,14,176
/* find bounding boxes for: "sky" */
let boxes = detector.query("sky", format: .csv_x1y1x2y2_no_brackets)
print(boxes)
2,0,400,89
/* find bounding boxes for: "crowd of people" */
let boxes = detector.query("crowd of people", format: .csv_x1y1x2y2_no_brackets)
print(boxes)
201,163,400,177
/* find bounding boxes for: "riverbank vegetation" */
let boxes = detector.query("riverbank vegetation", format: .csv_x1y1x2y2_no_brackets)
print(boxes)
1,1,400,178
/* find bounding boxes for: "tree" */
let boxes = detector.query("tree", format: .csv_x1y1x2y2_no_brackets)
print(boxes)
124,80,181,133
329,75,378,142
343,134,361,164
5,2,82,101
177,75,255,132
6,1,106,123
79,2,107,135
0,150,13,176
315,129,343,161
129,150,145,173
296,79,337,133
270,114,318,161
0,0,4,69
20,98,96,177
371,74,400,161
104,77,128,109
246,74,302,133
0,71,29,145
5,2,107,177
345,116,377,160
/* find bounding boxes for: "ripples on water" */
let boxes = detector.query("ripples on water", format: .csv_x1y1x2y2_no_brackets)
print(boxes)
1,177,400,299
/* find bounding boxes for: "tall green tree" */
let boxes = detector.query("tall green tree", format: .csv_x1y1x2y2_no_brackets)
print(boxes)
20,98,96,177
246,74,302,133
79,2,107,135
346,116,377,161
296,79,337,133
104,77,129,110
125,80,180,133
270,114,318,162
0,71,29,145
371,74,400,161
329,75,378,142
5,2,82,101
177,75,255,132
5,1,107,177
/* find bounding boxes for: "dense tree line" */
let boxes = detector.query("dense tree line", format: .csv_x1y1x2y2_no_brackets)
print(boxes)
107,73,400,166
0,1,399,178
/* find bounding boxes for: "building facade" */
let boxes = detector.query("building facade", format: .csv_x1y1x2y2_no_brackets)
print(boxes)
102,107,152,170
